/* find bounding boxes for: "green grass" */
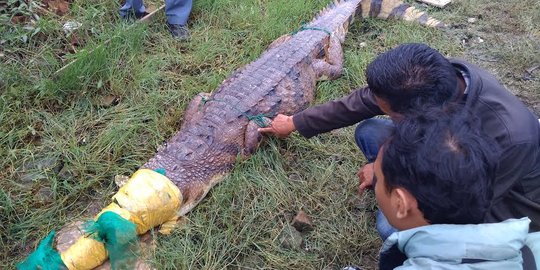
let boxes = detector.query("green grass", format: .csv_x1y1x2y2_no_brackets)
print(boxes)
1,0,538,269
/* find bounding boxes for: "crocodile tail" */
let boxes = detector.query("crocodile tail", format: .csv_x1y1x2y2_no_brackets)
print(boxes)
307,0,363,37
311,0,361,24
359,0,446,28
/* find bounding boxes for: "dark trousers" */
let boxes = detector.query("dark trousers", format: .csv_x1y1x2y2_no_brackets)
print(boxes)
120,0,192,25
354,118,397,241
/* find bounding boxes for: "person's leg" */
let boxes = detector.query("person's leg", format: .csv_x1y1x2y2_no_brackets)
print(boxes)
354,118,397,241
354,118,394,163
119,0,146,18
165,0,192,25
375,210,397,241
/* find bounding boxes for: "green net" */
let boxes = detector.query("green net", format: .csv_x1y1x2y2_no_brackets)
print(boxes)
85,211,139,270
16,231,67,270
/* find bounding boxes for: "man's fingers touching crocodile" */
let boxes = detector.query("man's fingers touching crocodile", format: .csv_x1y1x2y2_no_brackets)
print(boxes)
258,114,296,138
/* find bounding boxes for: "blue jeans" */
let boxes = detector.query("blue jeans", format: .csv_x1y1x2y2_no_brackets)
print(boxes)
355,118,397,241
120,0,192,25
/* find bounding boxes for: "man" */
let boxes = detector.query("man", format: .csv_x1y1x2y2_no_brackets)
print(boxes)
259,43,540,237
373,108,539,269
120,0,192,40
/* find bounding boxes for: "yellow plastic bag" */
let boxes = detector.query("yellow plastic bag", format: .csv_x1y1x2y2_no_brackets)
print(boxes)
60,237,107,270
59,169,183,270
111,169,183,234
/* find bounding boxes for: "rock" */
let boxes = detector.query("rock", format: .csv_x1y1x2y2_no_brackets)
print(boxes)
100,94,119,107
359,42,367,48
241,254,265,268
467,17,477,23
291,210,313,232
278,225,303,250
36,186,54,204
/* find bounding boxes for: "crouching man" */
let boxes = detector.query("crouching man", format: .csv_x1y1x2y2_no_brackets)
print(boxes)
373,108,540,269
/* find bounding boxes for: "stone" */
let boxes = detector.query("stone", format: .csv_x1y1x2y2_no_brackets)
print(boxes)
278,225,303,250
241,253,265,268
100,94,119,107
291,210,313,232
467,17,477,23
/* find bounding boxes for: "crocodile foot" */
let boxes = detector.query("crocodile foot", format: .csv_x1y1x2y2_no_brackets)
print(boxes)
243,117,272,158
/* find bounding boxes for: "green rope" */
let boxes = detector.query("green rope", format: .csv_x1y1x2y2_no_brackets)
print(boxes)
198,94,274,128
292,24,332,36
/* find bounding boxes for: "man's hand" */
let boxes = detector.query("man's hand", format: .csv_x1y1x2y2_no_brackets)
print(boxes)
258,114,296,138
357,163,374,196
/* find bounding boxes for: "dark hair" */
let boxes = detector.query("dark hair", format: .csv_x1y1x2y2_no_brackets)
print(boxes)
366,43,458,114
381,106,500,224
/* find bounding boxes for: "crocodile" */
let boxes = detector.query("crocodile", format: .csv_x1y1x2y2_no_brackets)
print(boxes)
26,1,448,269
142,0,445,216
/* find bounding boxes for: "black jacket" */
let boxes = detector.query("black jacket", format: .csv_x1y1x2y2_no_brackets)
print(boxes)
293,59,540,231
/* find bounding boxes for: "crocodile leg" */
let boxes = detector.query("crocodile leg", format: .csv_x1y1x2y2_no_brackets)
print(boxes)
242,118,272,158
313,35,343,81
266,34,293,51
180,93,211,130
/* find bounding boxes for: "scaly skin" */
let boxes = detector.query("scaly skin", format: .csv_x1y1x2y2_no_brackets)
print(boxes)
143,1,355,216
142,0,444,216
52,1,445,269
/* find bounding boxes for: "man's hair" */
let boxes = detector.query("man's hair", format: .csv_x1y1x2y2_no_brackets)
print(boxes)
381,106,500,224
366,43,458,114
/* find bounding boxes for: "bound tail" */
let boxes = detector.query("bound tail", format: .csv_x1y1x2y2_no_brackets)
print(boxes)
308,0,445,36
359,0,446,28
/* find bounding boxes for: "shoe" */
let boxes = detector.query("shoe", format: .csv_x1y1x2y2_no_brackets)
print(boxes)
121,11,149,21
167,23,190,41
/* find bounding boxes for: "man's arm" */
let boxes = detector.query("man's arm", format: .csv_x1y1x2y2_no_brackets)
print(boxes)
259,86,383,138
293,86,383,138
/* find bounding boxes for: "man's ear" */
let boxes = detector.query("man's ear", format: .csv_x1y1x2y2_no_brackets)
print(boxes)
391,188,418,219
